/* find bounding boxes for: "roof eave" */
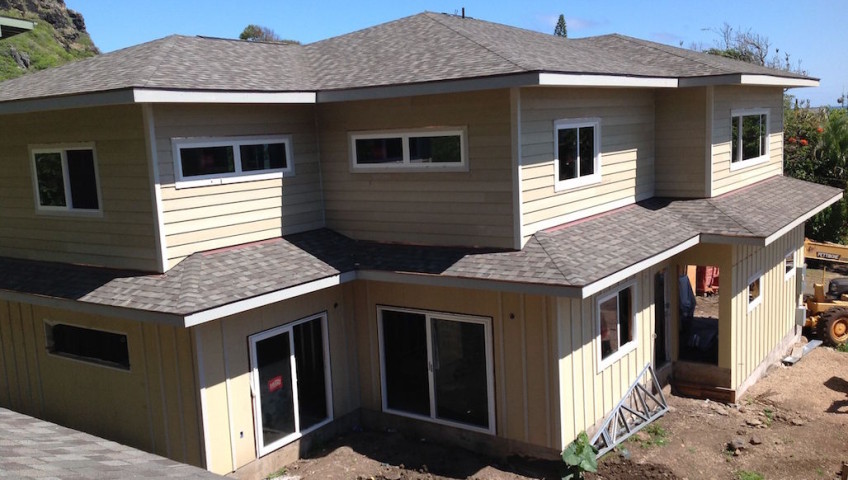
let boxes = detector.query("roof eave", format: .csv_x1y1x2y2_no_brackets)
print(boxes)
679,74,819,88
0,16,35,40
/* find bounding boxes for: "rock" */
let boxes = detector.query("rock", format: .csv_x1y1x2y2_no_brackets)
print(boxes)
737,429,746,435
729,437,746,450
791,419,805,426
750,435,763,445
738,406,747,414
384,471,402,480
712,404,728,416
746,418,763,427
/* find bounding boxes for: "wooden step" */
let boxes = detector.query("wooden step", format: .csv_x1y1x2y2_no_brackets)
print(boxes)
672,380,736,403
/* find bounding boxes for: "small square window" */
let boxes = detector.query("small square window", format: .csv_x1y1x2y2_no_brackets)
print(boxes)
32,146,100,212
731,110,769,169
554,118,601,190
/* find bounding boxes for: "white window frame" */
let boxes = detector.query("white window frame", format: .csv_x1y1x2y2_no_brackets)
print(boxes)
376,305,496,435
173,134,294,189
43,320,131,373
748,271,764,311
349,127,468,172
784,250,796,281
554,117,602,191
729,108,770,171
248,312,333,458
596,280,638,373
30,143,102,216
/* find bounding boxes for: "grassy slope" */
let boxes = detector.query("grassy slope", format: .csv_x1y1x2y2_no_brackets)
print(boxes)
0,10,96,81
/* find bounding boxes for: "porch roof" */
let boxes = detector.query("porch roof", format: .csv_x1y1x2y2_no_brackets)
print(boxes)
0,176,840,325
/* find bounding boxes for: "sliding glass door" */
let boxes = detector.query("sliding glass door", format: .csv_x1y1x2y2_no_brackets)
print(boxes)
249,313,332,456
378,307,494,433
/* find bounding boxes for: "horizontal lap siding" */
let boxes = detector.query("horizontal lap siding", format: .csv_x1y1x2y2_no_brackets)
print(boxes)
712,86,783,196
654,88,707,197
0,106,157,270
730,226,803,388
154,104,323,268
520,88,655,239
318,90,514,249
556,268,658,445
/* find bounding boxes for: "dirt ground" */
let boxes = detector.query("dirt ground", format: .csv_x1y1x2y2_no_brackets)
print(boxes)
273,346,847,480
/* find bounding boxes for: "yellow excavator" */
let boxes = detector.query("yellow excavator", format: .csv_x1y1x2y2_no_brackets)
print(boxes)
804,238,848,346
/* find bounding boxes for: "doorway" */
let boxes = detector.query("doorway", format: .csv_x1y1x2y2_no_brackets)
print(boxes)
654,269,670,368
678,265,720,365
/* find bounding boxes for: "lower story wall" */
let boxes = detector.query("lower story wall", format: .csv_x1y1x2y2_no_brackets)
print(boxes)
0,300,202,466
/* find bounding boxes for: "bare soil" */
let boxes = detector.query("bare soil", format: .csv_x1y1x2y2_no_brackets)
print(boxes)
277,347,847,480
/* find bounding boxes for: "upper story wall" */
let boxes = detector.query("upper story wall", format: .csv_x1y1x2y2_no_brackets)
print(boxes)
654,88,708,198
519,87,655,241
317,89,514,249
0,105,158,271
152,104,324,268
711,86,784,196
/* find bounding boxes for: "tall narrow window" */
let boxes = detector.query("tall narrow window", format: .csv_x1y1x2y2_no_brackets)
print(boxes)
597,283,637,370
554,118,601,190
731,110,769,168
32,146,100,212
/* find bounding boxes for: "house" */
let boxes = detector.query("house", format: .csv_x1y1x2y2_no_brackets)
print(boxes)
0,12,840,478
0,15,34,39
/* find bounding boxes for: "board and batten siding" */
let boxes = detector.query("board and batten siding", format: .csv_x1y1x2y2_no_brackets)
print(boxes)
519,88,655,241
730,226,803,389
711,86,784,196
353,281,561,451
153,104,324,268
0,105,158,270
0,300,203,467
555,266,661,446
194,285,359,475
318,90,514,249
654,88,708,198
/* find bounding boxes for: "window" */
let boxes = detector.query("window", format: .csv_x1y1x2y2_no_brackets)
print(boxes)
554,118,601,190
45,322,129,370
597,283,637,370
378,306,494,434
249,313,332,456
173,135,293,188
31,145,100,212
731,110,769,169
350,128,466,171
785,251,796,279
748,273,763,311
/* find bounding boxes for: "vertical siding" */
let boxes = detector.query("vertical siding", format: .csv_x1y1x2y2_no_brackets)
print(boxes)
654,88,707,197
354,281,561,450
0,301,202,467
318,90,515,249
154,104,324,268
556,267,661,445
711,86,784,196
520,88,655,239
730,226,803,388
0,105,158,270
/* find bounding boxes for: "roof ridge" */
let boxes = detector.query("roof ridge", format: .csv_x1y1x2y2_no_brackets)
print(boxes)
424,12,529,72
603,34,737,76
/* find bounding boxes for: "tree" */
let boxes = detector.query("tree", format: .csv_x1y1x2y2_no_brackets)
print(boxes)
239,24,300,44
701,23,803,74
554,14,567,38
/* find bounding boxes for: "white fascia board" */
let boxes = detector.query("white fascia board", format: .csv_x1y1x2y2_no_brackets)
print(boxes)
132,89,316,104
357,270,583,298
538,72,677,88
699,234,764,246
580,235,700,299
317,73,539,102
0,289,184,326
0,16,35,30
679,74,818,88
764,191,843,246
0,90,137,115
182,272,356,327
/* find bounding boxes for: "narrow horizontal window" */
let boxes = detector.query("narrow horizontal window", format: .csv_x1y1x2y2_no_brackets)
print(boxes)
554,118,601,190
731,110,768,168
45,323,130,370
31,146,101,212
350,128,466,171
173,135,293,188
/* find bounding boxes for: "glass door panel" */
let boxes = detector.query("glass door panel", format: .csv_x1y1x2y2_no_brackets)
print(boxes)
293,318,328,431
381,310,429,416
432,318,489,428
254,331,296,448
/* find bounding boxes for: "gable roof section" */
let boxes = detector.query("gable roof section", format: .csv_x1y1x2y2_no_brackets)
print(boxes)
0,175,839,326
0,12,817,111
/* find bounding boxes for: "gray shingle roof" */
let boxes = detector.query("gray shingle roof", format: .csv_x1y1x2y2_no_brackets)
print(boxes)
0,12,813,104
0,176,839,319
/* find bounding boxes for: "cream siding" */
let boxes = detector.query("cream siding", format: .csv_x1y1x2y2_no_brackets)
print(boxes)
318,90,514,249
711,86,784,196
0,301,203,467
194,285,359,475
0,105,158,270
730,226,804,389
353,281,561,451
654,88,708,197
154,104,324,268
556,266,662,445
520,88,655,240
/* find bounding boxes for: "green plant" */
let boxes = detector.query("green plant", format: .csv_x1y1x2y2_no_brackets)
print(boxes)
816,466,826,476
736,470,765,480
837,342,848,353
644,423,669,447
561,431,598,480
265,467,287,479
763,408,774,426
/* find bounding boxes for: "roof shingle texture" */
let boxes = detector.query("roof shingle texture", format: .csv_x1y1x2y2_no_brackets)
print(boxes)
0,12,812,103
0,176,838,317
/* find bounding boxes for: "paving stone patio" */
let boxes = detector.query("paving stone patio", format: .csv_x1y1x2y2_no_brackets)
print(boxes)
0,408,222,479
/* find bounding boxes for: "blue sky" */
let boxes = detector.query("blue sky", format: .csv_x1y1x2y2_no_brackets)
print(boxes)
65,0,846,106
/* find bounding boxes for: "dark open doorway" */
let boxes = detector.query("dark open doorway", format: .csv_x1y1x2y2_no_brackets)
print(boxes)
678,265,719,365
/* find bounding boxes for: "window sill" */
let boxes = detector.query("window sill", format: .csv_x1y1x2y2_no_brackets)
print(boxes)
554,172,602,192
351,163,468,174
729,154,769,172
748,297,763,313
175,170,288,189
597,339,638,373
35,208,103,218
